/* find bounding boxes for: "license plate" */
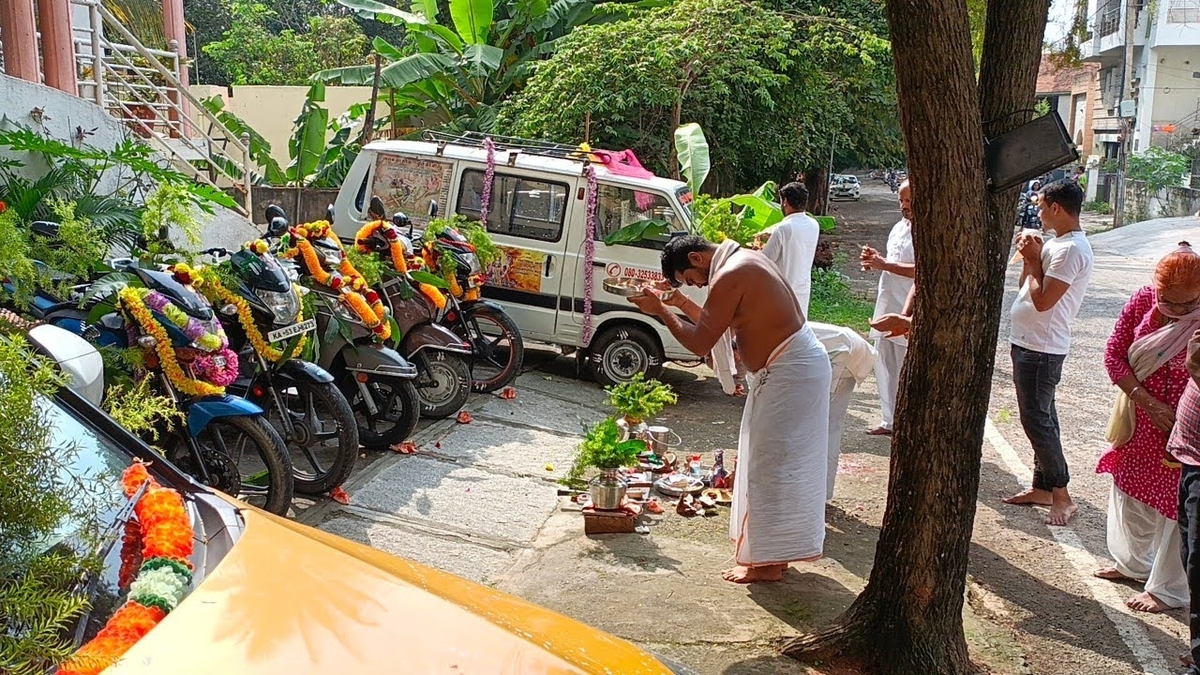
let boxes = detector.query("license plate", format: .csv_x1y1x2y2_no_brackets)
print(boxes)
267,318,316,343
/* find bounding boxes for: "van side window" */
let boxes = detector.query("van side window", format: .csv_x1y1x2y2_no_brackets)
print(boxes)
354,169,371,214
596,185,680,250
457,169,568,242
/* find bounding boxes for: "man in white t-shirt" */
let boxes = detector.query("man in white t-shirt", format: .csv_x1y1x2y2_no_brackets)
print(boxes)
761,181,821,316
1003,179,1094,526
861,180,915,436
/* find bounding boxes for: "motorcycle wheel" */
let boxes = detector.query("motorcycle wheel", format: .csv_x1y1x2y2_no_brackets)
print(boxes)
268,379,359,495
336,370,421,450
454,303,524,393
415,351,471,419
165,415,294,515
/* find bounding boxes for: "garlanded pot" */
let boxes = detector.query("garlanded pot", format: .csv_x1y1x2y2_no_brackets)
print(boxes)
589,468,627,510
616,415,648,442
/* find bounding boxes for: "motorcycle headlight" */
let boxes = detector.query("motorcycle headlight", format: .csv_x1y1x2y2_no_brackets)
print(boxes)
255,288,301,325
462,252,482,275
332,301,365,326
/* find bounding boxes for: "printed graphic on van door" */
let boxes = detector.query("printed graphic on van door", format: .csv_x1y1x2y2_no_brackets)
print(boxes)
486,246,546,293
372,155,453,226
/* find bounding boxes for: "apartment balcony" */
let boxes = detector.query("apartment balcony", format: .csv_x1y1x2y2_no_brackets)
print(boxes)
1083,6,1149,68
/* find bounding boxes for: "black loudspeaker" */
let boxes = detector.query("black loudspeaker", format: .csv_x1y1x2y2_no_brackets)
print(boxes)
984,110,1079,192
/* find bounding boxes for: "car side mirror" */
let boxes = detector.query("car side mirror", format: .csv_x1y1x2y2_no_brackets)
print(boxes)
368,196,386,220
326,204,335,222
266,216,289,238
428,200,439,219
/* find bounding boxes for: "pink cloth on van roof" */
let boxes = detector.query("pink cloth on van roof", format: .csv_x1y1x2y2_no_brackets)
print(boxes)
590,149,658,211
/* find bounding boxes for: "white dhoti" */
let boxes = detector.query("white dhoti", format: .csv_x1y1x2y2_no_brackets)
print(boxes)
730,325,831,566
873,338,907,430
1107,484,1188,608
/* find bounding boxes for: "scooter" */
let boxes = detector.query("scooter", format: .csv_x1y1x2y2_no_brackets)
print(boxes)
366,198,524,393
263,206,423,449
196,242,359,494
52,262,295,515
354,212,474,419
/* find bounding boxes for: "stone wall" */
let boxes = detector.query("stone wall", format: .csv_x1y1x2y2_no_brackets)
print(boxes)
1125,180,1200,221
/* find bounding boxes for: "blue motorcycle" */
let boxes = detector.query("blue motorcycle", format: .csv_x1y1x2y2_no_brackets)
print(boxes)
46,262,296,515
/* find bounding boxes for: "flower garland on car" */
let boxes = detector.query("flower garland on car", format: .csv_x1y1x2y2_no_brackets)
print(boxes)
173,258,307,364
582,165,599,346
59,462,195,675
481,136,496,224
117,286,238,397
280,220,391,340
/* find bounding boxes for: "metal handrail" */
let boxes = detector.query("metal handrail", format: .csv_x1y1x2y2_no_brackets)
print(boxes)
70,0,251,215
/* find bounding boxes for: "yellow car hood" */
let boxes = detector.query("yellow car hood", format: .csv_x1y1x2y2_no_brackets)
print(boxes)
108,508,671,675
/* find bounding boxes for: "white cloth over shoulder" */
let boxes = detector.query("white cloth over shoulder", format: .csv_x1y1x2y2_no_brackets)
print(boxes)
730,325,831,566
869,218,915,347
761,212,821,317
708,239,742,395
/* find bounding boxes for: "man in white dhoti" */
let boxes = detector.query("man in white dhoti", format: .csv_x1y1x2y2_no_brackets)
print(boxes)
809,322,876,500
861,180,915,436
760,181,821,316
628,235,830,583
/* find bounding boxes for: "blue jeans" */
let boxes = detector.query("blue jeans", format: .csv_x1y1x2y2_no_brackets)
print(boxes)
1011,344,1069,491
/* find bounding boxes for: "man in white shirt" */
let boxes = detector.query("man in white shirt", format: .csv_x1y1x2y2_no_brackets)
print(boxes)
861,181,915,436
1003,179,1094,526
761,181,822,316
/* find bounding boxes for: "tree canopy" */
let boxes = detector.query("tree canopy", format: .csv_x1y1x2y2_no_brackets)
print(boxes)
497,0,902,193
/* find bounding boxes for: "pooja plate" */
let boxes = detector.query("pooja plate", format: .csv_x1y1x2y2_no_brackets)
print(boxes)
602,277,651,297
654,474,704,497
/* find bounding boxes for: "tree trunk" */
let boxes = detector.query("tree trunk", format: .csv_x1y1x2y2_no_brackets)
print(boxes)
803,169,828,216
781,0,1048,672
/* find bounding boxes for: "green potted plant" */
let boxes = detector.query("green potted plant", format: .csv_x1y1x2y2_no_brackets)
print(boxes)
604,373,678,440
568,418,646,510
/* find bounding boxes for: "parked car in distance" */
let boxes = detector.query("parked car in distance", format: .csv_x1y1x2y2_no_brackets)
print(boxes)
829,174,861,201
31,336,692,675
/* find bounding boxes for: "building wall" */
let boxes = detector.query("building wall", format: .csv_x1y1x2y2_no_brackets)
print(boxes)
1134,45,1200,151
190,85,382,170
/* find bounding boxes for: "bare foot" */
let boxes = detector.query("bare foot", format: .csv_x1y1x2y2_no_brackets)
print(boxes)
1126,591,1173,613
1093,567,1133,581
866,427,893,436
721,563,787,583
1180,652,1194,667
1045,501,1079,526
733,383,746,397
1002,488,1054,506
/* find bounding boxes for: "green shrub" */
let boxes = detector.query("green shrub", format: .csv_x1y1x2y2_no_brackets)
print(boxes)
808,267,874,333
1082,200,1112,215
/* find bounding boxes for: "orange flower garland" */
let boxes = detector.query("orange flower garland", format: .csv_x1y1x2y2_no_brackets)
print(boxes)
59,462,194,675
281,222,390,340
354,220,409,273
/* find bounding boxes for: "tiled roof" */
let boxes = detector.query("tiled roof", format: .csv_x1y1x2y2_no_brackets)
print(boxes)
1036,54,1098,94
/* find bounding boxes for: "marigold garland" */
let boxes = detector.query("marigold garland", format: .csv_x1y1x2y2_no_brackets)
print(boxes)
178,260,308,363
281,223,390,340
59,462,195,675
354,220,409,274
117,287,236,397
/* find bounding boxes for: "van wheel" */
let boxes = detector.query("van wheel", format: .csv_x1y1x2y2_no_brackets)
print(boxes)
586,324,664,387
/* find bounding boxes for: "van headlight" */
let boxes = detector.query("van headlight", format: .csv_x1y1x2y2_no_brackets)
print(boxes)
255,288,301,325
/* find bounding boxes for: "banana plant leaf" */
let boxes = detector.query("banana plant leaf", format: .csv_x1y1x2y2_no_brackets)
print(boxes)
84,272,141,323
287,83,329,184
673,123,710,195
603,219,671,246
449,0,494,44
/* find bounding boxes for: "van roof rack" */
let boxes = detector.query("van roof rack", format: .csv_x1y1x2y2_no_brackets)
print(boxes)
420,131,598,163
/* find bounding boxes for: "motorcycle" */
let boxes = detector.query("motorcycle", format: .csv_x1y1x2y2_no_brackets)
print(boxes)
192,242,359,495
367,198,524,393
55,262,295,515
264,206,422,449
354,213,473,419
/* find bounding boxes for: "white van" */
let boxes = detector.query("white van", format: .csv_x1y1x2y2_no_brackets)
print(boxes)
331,134,706,386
